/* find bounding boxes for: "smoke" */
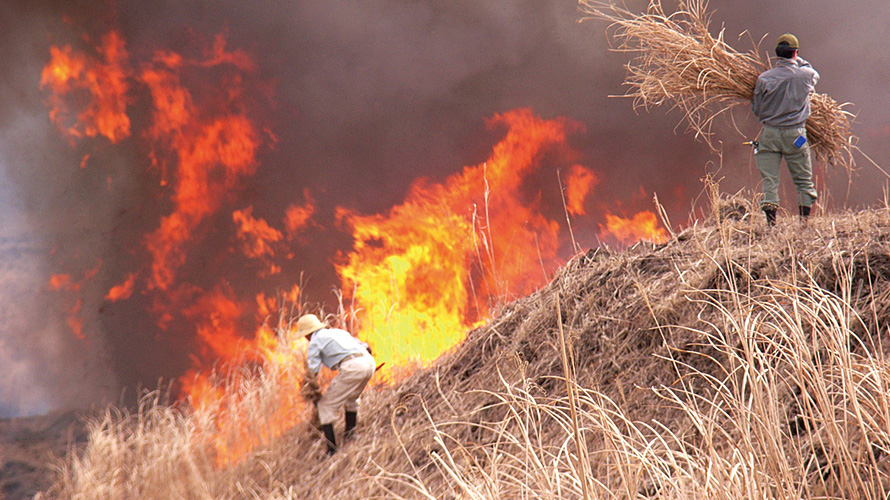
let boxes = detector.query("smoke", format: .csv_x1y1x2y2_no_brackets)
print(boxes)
2,0,889,416
0,99,118,417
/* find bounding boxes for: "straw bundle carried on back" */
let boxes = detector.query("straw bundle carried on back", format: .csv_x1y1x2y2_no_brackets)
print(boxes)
581,0,855,171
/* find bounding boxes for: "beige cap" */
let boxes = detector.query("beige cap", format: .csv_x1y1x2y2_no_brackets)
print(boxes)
295,314,327,337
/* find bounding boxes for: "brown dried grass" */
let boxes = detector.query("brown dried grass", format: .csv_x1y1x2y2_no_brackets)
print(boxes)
41,190,890,499
581,0,856,170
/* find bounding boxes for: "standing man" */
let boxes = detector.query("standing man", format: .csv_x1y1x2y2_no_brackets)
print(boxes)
297,313,375,455
751,33,820,225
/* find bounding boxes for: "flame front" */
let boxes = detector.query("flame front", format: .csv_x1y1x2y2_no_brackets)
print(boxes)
337,109,585,379
601,211,669,244
40,24,671,467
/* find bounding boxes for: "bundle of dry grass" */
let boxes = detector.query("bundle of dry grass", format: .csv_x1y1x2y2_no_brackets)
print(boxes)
581,0,856,170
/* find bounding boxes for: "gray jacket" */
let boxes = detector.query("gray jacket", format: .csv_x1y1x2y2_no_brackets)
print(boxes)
751,57,820,128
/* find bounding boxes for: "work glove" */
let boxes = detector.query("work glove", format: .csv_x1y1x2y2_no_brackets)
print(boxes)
300,375,322,403
308,401,321,430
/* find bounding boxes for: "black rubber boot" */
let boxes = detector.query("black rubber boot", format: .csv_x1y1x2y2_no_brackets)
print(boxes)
321,423,337,455
799,205,811,220
763,207,777,227
345,411,357,440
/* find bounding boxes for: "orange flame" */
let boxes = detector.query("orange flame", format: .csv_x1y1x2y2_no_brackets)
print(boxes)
42,30,263,293
136,37,261,291
335,109,581,381
144,112,261,291
601,211,669,244
284,192,316,237
48,268,98,341
48,273,75,291
40,31,131,143
105,273,136,302
233,207,283,277
181,285,309,466
43,31,273,463
564,164,599,216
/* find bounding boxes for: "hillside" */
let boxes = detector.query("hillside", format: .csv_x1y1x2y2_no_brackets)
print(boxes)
39,200,890,499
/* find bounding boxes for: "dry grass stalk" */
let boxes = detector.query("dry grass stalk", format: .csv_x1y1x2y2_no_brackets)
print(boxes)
556,293,592,500
581,0,856,170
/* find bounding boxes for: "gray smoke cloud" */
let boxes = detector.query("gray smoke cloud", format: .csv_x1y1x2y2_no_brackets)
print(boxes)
0,55,119,415
1,0,889,416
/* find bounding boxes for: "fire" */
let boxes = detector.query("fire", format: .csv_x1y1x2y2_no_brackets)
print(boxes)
48,273,75,291
601,211,669,244
105,273,135,302
41,22,674,467
181,286,311,466
284,192,316,237
233,207,283,277
144,112,261,291
48,268,99,341
128,35,261,292
183,285,251,362
564,164,599,216
336,109,585,380
40,31,131,143
41,28,275,464
41,28,264,293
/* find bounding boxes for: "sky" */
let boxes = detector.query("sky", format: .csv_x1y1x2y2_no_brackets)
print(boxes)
1,0,888,417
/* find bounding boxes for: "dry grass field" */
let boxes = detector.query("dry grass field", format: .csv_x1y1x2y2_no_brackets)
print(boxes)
35,197,890,499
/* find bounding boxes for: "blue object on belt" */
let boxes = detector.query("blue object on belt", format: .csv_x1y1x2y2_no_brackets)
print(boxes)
794,135,807,148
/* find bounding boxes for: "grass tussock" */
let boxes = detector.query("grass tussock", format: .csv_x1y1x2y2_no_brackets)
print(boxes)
42,195,890,499
580,0,856,170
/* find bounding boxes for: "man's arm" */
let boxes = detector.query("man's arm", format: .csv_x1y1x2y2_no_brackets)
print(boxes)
751,76,764,118
797,57,820,85
306,337,323,375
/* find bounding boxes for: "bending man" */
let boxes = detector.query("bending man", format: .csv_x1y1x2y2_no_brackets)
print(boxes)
298,313,375,455
751,33,820,225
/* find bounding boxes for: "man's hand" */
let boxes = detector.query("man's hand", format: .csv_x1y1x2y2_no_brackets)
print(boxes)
300,373,322,403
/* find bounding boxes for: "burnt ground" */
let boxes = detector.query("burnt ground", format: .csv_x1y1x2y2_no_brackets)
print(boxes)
0,411,88,500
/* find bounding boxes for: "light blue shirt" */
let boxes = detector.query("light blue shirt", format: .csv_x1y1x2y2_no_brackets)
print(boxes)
306,328,368,375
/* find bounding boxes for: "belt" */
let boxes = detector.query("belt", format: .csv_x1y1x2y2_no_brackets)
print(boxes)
333,352,364,370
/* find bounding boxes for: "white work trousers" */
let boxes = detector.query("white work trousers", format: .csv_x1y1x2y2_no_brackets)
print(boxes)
317,353,375,425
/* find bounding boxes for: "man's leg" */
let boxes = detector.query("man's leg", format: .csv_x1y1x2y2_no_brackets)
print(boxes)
784,132,817,216
344,410,357,440
317,395,339,455
340,356,375,441
321,422,337,455
317,370,356,455
799,205,811,219
317,355,375,451
755,127,783,225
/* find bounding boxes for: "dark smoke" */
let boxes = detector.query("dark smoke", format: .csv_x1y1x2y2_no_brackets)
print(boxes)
1,0,888,417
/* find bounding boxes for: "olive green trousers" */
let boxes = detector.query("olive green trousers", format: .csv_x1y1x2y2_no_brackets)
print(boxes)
754,125,817,209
